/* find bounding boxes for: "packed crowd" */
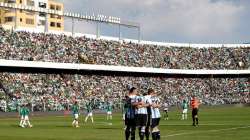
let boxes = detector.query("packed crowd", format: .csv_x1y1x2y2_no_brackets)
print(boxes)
0,72,249,112
0,27,249,69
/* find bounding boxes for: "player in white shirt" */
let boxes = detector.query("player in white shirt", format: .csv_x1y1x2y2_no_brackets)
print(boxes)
133,91,149,140
163,102,169,120
144,89,153,140
149,89,161,140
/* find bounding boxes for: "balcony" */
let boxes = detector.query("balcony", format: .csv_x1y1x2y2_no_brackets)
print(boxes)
4,0,16,4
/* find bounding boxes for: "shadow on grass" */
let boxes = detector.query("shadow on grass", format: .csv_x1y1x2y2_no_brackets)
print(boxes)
10,124,21,128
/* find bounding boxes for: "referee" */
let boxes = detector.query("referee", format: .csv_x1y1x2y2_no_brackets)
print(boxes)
191,95,200,126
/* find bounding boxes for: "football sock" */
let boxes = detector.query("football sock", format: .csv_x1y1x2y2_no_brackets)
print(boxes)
196,118,199,125
156,131,160,140
125,127,130,140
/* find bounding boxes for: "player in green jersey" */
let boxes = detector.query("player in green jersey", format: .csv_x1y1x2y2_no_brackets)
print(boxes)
21,104,32,128
72,101,80,128
106,102,113,121
84,101,94,123
181,99,188,120
19,105,25,127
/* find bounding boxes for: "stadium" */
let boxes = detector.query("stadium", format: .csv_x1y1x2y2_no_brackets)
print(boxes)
0,0,249,140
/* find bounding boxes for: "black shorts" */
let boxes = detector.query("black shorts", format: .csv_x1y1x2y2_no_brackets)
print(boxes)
192,108,198,116
125,117,136,126
146,114,151,127
151,118,160,128
135,114,148,127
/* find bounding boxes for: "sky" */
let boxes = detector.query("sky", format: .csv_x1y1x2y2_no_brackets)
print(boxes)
58,0,250,44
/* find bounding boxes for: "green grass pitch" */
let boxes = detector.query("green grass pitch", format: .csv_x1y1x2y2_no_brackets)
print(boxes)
0,105,250,140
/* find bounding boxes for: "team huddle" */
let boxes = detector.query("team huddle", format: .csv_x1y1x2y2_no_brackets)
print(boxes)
123,87,201,140
123,87,161,140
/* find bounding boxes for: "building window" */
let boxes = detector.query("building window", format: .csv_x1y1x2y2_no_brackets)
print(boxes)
39,12,46,17
25,11,35,16
39,2,46,8
5,9,14,13
50,14,55,18
5,17,14,22
20,18,22,22
50,22,55,27
26,18,34,25
38,20,45,26
56,5,61,11
27,0,34,6
50,14,61,19
50,5,55,10
4,0,16,3
57,23,61,28
20,0,22,4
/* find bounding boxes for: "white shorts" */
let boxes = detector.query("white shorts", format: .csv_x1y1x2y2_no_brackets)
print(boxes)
87,112,93,117
182,109,188,114
107,111,112,115
74,114,79,119
24,115,29,121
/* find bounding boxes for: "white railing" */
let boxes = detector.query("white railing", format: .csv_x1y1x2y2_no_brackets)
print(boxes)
0,59,249,75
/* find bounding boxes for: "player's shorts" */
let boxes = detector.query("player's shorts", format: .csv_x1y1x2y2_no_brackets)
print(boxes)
74,114,79,119
151,118,160,128
87,112,93,117
107,111,112,115
135,114,147,127
164,108,168,112
24,115,29,121
125,117,136,127
182,109,188,114
146,114,151,127
192,108,198,116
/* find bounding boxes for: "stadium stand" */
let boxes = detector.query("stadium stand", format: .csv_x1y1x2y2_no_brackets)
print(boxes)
0,72,249,112
0,27,249,70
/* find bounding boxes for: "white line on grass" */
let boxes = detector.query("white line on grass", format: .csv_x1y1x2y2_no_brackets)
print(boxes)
94,121,113,125
160,123,248,126
163,125,250,138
